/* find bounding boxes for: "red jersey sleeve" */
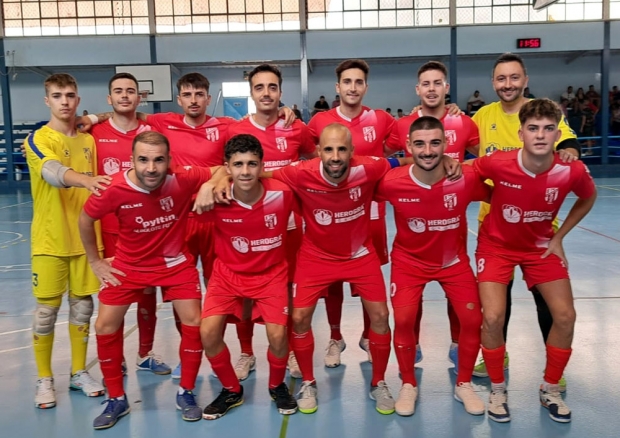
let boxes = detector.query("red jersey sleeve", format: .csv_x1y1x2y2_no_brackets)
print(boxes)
570,162,596,199
145,113,167,131
468,168,492,202
380,111,397,144
374,174,391,203
306,116,320,144
298,123,317,156
385,120,403,151
472,154,494,180
177,165,213,193
271,162,301,189
465,116,480,148
83,183,119,220
368,157,392,182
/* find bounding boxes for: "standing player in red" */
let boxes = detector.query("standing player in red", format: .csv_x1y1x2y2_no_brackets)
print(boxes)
473,99,596,423
79,131,221,429
376,116,487,416
386,61,480,369
225,64,317,381
92,72,171,375
307,59,396,367
200,134,298,419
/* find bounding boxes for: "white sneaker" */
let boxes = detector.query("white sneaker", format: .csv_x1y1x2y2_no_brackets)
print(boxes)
369,380,395,414
487,387,510,422
395,383,418,416
324,339,346,368
70,370,105,397
454,382,485,415
287,351,302,379
358,336,372,362
540,383,571,423
234,353,256,381
297,380,318,414
35,377,56,409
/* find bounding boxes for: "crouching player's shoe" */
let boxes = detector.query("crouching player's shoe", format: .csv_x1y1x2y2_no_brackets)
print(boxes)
176,388,202,421
540,383,571,423
70,370,105,397
269,382,298,415
203,386,244,420
136,351,172,375
93,395,130,430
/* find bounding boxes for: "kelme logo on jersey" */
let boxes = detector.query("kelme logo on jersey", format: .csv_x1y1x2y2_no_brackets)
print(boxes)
103,157,121,175
349,186,361,201
231,236,250,253
206,127,219,142
314,209,333,226
363,126,376,142
407,218,426,233
545,188,559,204
159,196,174,212
264,213,277,229
443,193,457,210
276,137,288,152
502,205,522,223
445,130,457,145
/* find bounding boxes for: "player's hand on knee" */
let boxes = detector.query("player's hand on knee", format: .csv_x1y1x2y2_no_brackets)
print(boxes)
541,236,568,268
442,155,462,181
558,149,578,163
278,106,296,128
90,258,126,287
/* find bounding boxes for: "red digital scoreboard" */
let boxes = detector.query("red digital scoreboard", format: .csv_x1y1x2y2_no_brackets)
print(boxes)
516,38,542,49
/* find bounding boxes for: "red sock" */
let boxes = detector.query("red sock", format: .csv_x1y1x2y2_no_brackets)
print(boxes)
447,300,461,343
206,345,241,393
173,307,182,336
137,290,157,357
96,328,124,398
267,349,288,389
544,344,572,384
393,306,417,386
179,324,203,390
413,299,423,341
369,329,391,387
325,282,344,341
291,330,315,382
236,320,255,356
451,300,482,384
287,315,294,354
361,306,371,339
481,345,506,384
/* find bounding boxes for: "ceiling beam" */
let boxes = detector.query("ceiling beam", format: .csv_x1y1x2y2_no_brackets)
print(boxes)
565,51,588,65
170,64,182,76
25,67,53,78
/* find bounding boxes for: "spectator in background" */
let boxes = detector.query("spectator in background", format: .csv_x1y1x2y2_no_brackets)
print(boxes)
397,109,404,119
559,98,570,118
575,88,586,113
292,104,302,120
313,96,330,115
386,108,392,116
467,90,485,115
524,87,535,98
586,85,600,108
580,96,596,156
561,86,575,105
610,86,620,103
82,110,89,116
610,102,620,137
331,94,340,108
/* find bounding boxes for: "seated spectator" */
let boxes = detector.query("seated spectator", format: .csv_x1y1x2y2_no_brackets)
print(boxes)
611,103,620,137
467,90,485,115
397,109,404,119
292,104,302,120
524,87,535,98
610,86,620,104
580,97,596,156
562,86,575,105
586,85,600,108
385,107,392,116
559,98,570,118
331,94,340,108
313,95,330,115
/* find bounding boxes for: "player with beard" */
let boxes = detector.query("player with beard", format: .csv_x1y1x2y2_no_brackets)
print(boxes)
471,53,581,387
386,61,480,371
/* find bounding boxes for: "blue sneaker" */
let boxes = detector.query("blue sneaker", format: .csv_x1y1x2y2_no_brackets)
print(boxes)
176,389,202,421
171,363,181,380
448,343,459,375
136,352,172,375
93,396,130,430
415,345,423,364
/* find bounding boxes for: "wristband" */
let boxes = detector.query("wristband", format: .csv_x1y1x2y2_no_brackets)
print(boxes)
387,157,400,168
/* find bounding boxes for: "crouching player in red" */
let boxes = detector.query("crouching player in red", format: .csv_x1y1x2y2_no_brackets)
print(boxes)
199,134,298,419
376,116,488,416
473,99,597,423
79,131,221,429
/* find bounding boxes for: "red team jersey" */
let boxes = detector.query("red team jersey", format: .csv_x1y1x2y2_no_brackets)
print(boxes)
83,165,213,272
308,106,396,220
227,117,316,171
272,156,392,261
386,110,479,162
376,165,489,268
210,179,294,274
91,119,152,234
474,149,596,252
147,113,233,167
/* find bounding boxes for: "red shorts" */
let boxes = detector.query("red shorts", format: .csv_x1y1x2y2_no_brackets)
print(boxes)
102,232,117,259
185,215,216,279
475,243,569,289
370,218,389,266
390,256,479,308
286,219,303,283
98,261,202,306
202,258,289,326
293,251,387,308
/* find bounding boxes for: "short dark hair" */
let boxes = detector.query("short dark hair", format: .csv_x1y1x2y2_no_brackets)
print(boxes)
248,64,282,88
386,107,391,112
176,72,210,93
132,131,170,153
108,72,139,94
409,116,445,137
417,61,448,80
518,98,562,125
336,59,370,82
44,73,78,94
397,108,403,112
224,134,264,161
492,53,527,78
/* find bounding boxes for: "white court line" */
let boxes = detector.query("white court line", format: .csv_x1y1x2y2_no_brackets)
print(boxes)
0,231,23,246
0,201,32,210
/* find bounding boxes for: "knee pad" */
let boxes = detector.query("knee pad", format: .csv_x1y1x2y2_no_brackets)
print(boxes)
69,295,94,326
33,301,60,336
